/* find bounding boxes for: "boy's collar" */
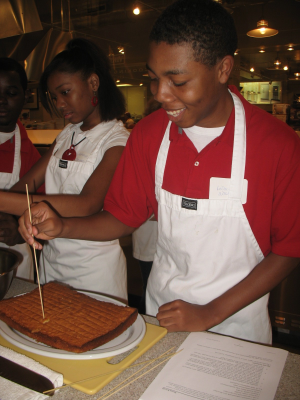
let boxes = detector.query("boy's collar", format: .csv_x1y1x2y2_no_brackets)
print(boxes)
168,86,251,147
168,107,236,149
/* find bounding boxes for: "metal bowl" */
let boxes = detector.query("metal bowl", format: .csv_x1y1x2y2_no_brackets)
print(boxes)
0,248,23,300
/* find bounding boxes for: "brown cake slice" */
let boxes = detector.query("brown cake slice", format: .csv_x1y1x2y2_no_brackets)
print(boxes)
0,282,138,353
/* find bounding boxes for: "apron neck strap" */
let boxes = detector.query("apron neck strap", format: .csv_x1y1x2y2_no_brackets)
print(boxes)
155,92,247,200
228,92,247,200
155,120,172,190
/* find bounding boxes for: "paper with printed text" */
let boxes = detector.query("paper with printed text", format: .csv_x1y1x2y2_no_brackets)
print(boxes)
140,332,287,400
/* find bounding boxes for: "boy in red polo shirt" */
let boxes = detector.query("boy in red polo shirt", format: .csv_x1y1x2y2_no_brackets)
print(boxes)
20,0,300,344
0,57,41,280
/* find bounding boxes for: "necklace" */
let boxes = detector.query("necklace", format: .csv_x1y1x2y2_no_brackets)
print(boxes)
62,132,86,161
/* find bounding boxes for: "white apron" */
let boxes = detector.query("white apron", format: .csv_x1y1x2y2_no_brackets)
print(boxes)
146,93,272,344
132,218,158,262
0,125,34,280
40,123,127,300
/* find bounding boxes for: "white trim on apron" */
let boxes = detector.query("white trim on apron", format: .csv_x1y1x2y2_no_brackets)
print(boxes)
146,93,272,344
0,125,34,280
40,122,127,300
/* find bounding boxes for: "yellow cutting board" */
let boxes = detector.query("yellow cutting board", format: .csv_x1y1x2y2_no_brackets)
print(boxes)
0,323,167,395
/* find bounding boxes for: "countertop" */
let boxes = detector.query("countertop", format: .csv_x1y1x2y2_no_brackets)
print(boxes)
27,129,60,145
3,279,300,400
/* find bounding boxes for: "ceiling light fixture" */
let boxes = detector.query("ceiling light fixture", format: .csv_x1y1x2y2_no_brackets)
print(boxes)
247,5,278,38
274,58,281,66
247,19,278,38
132,1,160,15
287,45,294,51
234,49,239,55
118,46,125,54
133,3,140,15
250,67,255,72
283,66,289,70
259,47,265,53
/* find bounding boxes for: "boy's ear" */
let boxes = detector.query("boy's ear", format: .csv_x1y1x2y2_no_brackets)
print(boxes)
24,89,30,104
218,55,234,84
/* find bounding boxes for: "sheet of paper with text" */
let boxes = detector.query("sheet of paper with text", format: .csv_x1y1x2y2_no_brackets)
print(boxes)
140,331,288,400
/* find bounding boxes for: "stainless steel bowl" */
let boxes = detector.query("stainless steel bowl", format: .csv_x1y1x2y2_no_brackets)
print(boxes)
0,248,23,300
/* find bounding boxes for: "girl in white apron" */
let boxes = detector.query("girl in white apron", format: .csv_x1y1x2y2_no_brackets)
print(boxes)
0,38,128,301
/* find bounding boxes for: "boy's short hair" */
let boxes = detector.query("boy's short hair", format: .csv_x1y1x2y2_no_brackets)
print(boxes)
149,0,238,68
0,57,27,91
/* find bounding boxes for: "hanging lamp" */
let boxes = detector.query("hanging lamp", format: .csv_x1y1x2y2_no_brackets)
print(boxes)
247,4,278,38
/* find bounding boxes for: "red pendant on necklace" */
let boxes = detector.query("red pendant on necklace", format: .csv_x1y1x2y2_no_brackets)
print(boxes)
62,145,77,161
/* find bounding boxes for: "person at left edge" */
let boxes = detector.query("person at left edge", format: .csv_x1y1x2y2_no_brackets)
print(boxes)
0,39,128,300
0,57,42,281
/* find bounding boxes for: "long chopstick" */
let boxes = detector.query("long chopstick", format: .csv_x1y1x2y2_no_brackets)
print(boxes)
43,347,178,394
25,184,45,319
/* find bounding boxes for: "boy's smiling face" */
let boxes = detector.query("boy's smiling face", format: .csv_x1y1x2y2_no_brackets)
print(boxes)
147,42,233,129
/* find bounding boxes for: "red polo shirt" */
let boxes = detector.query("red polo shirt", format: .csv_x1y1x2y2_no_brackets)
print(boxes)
104,86,300,258
0,121,41,179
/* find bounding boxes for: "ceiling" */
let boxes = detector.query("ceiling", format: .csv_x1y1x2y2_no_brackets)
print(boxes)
1,0,300,84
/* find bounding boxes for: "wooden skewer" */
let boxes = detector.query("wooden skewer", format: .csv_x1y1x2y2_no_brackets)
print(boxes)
25,184,45,319
43,347,178,394
97,350,182,400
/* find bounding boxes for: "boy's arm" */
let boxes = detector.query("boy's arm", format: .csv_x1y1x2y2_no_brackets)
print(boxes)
0,212,24,246
2,145,126,218
18,202,136,249
156,252,300,332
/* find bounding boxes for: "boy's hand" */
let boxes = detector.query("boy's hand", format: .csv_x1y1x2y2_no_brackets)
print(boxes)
18,202,64,250
0,212,24,246
156,299,218,332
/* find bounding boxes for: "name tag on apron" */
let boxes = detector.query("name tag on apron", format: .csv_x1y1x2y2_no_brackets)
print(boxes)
209,177,248,204
182,198,198,210
59,159,68,169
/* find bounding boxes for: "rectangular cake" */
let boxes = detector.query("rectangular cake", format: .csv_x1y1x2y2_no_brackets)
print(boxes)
0,282,138,353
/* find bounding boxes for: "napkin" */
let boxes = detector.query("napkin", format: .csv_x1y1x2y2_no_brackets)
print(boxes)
0,345,63,400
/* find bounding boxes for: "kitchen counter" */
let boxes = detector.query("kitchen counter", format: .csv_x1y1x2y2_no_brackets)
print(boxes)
27,129,61,145
3,279,300,400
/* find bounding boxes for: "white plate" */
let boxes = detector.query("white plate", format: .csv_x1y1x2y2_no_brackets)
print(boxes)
0,292,146,360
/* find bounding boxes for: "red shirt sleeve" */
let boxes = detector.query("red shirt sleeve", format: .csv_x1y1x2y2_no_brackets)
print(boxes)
104,111,167,227
269,129,300,257
18,121,41,177
18,121,45,193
